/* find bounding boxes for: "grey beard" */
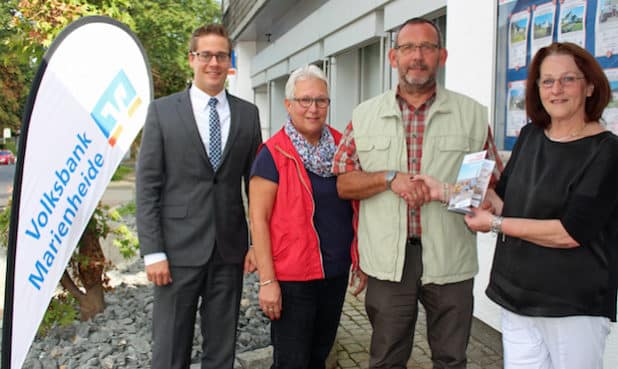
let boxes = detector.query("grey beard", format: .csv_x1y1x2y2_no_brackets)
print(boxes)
401,74,436,93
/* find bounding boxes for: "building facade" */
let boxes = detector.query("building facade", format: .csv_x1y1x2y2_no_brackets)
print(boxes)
223,1,617,366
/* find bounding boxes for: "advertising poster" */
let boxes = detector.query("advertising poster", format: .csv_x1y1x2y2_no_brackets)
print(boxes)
603,68,618,134
499,0,618,149
557,0,587,46
509,10,531,69
595,0,618,56
531,2,557,57
507,80,528,137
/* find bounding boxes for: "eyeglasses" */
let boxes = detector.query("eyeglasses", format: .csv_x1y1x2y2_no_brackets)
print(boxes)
537,75,585,89
292,97,331,108
394,42,440,54
190,51,230,63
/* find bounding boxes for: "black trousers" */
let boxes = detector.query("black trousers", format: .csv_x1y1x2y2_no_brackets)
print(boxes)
270,274,349,369
365,240,474,369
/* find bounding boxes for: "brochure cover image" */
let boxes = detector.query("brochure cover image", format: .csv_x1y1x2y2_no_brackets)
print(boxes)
448,150,496,214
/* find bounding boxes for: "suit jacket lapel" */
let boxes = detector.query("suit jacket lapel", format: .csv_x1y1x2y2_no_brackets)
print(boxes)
221,91,241,165
175,89,213,170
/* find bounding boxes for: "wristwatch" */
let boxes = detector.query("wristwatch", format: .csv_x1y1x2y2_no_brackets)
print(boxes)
490,215,504,234
385,170,397,191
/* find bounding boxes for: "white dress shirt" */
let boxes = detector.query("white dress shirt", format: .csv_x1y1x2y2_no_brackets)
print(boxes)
189,85,231,155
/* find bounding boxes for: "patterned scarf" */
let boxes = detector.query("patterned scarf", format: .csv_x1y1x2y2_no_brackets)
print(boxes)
284,117,336,177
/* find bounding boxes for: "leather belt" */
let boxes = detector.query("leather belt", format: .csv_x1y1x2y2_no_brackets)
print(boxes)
407,237,421,245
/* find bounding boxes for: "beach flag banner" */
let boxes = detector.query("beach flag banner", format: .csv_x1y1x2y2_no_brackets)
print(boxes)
1,16,152,369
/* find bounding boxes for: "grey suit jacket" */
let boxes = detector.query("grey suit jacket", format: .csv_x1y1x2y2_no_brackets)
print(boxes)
136,89,262,266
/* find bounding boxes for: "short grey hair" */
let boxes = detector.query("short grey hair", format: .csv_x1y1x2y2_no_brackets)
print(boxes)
396,17,443,49
285,65,329,99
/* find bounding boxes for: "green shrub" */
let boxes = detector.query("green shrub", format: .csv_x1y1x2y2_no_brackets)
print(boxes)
111,164,133,181
38,293,79,337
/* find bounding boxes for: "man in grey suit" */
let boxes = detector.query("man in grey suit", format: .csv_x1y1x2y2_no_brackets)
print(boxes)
136,24,262,369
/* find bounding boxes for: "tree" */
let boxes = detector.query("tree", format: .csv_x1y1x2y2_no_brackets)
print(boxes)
1,0,134,132
127,0,220,158
0,0,29,132
1,0,222,323
130,0,221,97
62,204,139,320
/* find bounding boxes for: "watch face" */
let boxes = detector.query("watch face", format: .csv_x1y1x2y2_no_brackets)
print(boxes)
386,171,396,188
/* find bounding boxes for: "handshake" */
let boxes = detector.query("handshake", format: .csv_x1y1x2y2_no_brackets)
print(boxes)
388,172,443,207
388,171,501,235
391,172,496,215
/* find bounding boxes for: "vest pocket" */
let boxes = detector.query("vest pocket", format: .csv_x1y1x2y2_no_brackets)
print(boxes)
356,136,393,170
437,135,472,152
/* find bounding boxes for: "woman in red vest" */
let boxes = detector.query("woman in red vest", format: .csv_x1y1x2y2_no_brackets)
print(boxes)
249,64,366,369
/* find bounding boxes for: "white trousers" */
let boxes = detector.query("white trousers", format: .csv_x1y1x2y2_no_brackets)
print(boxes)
501,309,610,369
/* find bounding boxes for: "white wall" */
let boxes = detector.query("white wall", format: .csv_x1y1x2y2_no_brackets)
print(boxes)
269,78,287,136
230,41,257,102
251,0,389,75
254,86,270,139
444,0,502,332
330,49,360,132
445,0,494,110
360,41,384,101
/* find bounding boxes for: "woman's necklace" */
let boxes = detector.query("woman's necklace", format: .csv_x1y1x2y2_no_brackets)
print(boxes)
545,123,587,142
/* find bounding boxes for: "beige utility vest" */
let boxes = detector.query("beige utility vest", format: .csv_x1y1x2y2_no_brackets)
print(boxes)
353,86,488,283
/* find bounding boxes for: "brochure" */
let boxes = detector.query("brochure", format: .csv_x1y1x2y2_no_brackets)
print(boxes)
448,150,495,214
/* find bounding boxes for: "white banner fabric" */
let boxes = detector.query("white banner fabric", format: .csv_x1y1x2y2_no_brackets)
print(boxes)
10,17,151,369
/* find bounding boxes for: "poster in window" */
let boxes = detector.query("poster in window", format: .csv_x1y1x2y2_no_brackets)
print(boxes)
595,0,618,56
509,10,531,69
557,0,587,46
498,0,618,149
531,3,557,57
507,80,528,137
603,68,618,134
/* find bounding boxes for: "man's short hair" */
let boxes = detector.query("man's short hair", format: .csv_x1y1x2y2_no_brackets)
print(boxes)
189,24,233,54
395,17,443,49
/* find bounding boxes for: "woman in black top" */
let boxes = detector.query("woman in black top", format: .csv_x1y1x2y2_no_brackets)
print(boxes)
464,43,618,369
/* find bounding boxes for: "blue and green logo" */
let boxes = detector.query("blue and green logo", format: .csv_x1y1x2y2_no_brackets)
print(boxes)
90,70,141,146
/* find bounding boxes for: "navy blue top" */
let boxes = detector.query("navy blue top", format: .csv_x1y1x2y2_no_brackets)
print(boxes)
250,147,353,278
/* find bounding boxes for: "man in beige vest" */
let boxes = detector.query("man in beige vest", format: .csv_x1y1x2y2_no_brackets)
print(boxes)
333,18,502,369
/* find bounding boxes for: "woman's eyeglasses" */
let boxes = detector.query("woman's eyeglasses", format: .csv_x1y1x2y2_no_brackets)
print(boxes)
292,97,331,108
537,75,585,89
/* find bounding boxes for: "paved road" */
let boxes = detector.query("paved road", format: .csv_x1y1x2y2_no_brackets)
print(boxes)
0,165,135,209
0,164,16,208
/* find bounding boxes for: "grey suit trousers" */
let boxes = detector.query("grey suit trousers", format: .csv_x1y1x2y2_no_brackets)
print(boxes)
151,248,243,369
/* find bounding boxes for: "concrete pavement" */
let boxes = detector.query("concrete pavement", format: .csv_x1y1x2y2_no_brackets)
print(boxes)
333,288,503,369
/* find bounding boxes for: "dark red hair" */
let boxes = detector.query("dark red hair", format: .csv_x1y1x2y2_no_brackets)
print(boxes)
525,42,611,128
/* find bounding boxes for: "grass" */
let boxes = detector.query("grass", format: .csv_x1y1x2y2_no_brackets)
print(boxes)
111,164,134,181
116,201,136,217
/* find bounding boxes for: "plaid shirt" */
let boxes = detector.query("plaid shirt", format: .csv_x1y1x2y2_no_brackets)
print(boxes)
333,91,503,238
